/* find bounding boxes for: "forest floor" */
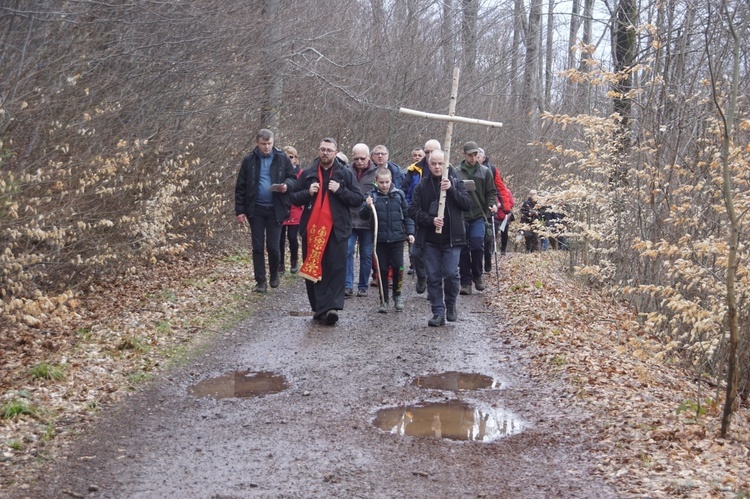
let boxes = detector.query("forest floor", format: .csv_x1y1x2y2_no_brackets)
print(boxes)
1,249,749,497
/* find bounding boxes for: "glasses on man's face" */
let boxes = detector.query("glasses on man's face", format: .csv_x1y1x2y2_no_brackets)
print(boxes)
319,148,336,154
372,152,388,156
352,157,367,161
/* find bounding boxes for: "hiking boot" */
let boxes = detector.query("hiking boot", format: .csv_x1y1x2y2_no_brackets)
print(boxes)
460,284,472,295
473,275,486,291
278,266,286,275
290,261,299,273
446,306,457,322
370,278,379,287
325,310,339,325
484,264,492,273
428,314,445,327
394,296,404,312
270,274,280,289
378,301,388,314
254,281,267,293
416,278,427,294
407,267,414,276
357,288,368,297
345,288,353,298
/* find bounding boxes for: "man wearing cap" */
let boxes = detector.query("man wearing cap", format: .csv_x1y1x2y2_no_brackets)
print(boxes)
456,141,497,294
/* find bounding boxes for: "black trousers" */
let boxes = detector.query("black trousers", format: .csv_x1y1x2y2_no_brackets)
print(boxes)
301,231,347,317
375,241,405,303
248,205,282,283
279,224,300,270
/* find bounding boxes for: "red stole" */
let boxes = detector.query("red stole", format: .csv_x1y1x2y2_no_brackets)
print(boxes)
299,165,334,282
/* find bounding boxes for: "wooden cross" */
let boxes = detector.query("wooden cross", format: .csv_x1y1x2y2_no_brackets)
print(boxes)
399,68,503,232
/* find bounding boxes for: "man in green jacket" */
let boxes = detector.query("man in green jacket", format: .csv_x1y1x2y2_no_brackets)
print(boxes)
456,141,497,294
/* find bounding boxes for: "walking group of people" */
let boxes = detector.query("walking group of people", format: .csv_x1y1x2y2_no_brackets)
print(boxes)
235,129,514,328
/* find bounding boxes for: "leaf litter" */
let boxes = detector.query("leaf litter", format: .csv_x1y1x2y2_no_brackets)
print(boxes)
1,251,748,497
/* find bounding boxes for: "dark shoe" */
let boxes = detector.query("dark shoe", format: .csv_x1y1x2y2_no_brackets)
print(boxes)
290,264,299,274
394,296,404,312
254,281,267,293
428,314,445,327
460,284,472,295
357,288,368,297
416,278,427,294
484,264,492,273
500,250,506,256
270,275,280,288
278,266,286,275
473,276,486,291
378,301,388,314
370,279,379,287
407,267,414,276
446,306,457,322
325,310,339,325
345,288,353,298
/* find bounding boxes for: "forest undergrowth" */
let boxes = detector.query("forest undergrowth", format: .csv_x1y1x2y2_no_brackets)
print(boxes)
1,250,748,497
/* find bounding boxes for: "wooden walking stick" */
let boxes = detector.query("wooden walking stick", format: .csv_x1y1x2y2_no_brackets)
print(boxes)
370,200,385,304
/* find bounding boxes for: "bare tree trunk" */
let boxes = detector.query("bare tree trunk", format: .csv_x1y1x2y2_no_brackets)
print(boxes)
544,0,554,111
462,0,479,74
576,0,594,114
706,1,749,438
260,0,283,130
566,0,580,70
442,0,455,72
610,0,637,186
510,0,527,113
522,0,542,129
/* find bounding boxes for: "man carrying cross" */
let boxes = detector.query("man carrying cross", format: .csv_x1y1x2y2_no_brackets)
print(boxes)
291,138,364,325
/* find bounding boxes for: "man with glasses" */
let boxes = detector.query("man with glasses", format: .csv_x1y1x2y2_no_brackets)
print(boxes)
345,143,378,298
235,129,298,293
291,138,364,325
370,145,405,190
403,139,441,293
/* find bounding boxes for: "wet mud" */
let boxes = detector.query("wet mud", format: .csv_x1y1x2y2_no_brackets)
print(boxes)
17,270,616,498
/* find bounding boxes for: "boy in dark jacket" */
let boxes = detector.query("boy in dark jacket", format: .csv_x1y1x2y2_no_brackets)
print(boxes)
361,168,415,313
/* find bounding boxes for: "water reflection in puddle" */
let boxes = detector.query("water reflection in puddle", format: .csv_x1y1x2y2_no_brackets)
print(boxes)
188,370,289,399
411,371,500,391
373,400,525,441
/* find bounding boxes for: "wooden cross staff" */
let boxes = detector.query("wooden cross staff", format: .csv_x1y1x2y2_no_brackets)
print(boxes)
399,68,503,232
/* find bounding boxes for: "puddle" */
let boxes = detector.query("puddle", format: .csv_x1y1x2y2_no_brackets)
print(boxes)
411,371,500,391
188,371,289,399
373,400,525,441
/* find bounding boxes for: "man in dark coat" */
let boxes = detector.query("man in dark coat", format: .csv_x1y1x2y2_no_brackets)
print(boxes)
407,149,472,327
290,138,364,325
235,128,298,293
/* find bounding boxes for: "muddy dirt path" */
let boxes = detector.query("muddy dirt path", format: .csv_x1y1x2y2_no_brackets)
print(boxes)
21,274,615,498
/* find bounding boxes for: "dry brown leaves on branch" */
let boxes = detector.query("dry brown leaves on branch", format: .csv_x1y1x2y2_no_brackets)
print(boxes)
489,252,750,498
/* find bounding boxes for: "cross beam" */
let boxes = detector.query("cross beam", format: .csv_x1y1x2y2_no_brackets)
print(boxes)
399,68,503,233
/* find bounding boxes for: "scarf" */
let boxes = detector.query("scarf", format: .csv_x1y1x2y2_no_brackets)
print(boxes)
298,164,334,282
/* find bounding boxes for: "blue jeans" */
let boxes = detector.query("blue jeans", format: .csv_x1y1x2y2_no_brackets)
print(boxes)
346,228,374,290
459,218,485,284
421,242,461,317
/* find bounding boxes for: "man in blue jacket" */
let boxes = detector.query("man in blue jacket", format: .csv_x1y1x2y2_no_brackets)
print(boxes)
235,129,298,293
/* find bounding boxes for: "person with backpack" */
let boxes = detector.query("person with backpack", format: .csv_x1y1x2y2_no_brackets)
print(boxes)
361,168,414,313
479,148,514,265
